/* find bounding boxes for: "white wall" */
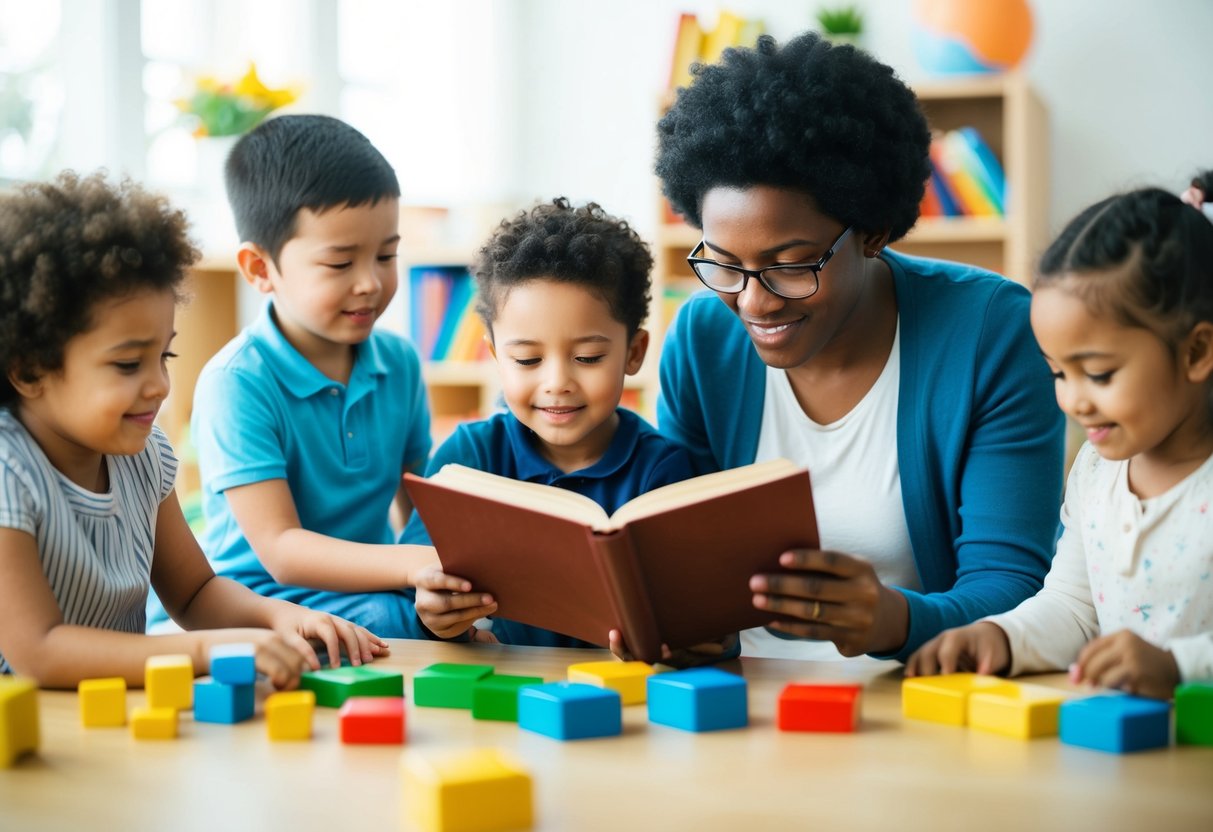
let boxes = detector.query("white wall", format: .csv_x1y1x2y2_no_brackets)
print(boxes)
507,0,1213,243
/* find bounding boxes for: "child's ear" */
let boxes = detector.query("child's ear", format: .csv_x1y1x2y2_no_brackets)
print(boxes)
236,243,275,294
1183,321,1213,383
6,367,42,400
624,328,650,375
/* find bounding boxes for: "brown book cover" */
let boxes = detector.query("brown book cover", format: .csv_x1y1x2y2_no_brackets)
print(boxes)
403,459,818,664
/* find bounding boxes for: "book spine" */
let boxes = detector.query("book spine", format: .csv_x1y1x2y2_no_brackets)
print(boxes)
588,529,663,665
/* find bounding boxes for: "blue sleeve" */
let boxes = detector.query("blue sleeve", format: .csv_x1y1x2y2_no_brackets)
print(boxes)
394,337,432,472
885,279,1065,662
657,299,719,476
192,364,287,494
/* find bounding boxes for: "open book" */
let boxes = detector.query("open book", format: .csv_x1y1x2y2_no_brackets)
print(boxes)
403,458,818,664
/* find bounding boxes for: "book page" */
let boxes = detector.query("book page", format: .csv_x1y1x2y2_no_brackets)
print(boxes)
429,464,610,528
609,458,802,528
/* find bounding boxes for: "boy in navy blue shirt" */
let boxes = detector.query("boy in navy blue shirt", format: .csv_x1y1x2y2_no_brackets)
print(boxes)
403,198,695,647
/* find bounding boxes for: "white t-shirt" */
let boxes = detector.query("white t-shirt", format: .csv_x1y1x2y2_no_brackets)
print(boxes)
744,322,918,660
0,409,176,673
986,443,1213,681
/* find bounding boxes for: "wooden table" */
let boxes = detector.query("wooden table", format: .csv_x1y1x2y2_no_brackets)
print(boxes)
3,640,1211,831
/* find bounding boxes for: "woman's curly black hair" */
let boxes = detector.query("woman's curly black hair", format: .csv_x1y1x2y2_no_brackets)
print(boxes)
656,31,931,242
0,170,199,406
472,197,653,337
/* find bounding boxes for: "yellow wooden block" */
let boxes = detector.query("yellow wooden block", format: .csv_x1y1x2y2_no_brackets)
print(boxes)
968,682,1067,739
145,654,193,710
130,705,178,740
79,677,127,727
0,676,39,767
403,747,533,832
902,674,1019,725
567,660,655,705
266,690,315,741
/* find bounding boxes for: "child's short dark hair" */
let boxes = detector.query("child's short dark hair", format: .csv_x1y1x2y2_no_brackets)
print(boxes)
225,114,400,263
656,31,931,242
0,170,198,407
472,198,653,337
1037,177,1213,347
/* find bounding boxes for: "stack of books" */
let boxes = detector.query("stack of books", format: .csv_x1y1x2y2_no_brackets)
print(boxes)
920,127,1007,218
407,265,490,362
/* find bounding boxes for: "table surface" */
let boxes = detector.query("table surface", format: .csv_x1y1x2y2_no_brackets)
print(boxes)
3,640,1211,831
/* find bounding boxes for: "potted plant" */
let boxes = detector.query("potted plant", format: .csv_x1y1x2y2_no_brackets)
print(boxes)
817,4,864,48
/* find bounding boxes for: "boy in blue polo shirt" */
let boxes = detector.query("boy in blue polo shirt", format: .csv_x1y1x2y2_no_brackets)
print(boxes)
184,115,461,638
402,198,696,648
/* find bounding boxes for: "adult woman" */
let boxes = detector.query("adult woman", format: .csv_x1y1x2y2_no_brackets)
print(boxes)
655,32,1065,662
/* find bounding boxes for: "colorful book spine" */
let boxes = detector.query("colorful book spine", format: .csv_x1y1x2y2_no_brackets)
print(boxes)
429,270,472,362
943,129,1003,214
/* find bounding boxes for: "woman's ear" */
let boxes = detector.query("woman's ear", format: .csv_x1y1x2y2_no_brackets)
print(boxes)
236,243,275,294
1183,321,1213,383
861,229,892,258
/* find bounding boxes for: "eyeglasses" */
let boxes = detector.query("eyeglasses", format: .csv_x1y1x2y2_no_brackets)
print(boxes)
686,226,853,300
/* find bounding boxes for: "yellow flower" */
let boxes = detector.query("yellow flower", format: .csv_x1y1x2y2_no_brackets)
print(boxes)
178,62,300,138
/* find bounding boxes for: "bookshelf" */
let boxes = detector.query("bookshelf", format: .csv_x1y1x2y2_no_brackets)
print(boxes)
897,73,1049,285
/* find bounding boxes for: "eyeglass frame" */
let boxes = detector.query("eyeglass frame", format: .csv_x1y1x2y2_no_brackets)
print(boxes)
686,225,854,300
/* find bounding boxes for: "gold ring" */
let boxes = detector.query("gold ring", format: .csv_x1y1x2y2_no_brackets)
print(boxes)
811,600,822,621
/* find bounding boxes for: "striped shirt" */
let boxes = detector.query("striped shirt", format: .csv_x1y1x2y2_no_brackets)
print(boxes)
0,409,176,674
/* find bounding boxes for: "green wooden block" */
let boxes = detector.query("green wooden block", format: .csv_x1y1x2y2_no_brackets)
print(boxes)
472,675,545,722
412,663,495,709
299,666,404,708
1176,681,1213,746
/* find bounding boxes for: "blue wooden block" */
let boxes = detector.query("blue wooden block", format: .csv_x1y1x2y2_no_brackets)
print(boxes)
193,678,255,724
647,668,748,732
209,643,257,686
1059,694,1170,753
517,682,621,740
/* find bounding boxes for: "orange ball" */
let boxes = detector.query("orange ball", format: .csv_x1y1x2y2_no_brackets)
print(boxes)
914,0,1034,69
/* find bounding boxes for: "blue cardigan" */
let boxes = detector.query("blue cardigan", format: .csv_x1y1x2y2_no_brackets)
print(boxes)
657,250,1065,662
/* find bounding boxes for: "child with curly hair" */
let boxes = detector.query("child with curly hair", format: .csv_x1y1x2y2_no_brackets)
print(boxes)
404,198,697,651
908,176,1213,699
0,171,386,689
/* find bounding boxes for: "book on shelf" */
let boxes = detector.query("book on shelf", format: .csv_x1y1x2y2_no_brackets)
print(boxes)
403,458,818,664
408,265,486,361
667,10,764,91
927,129,1005,218
668,12,703,90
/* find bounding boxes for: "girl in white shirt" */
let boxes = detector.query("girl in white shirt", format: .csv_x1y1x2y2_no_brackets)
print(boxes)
0,171,386,689
907,174,1213,699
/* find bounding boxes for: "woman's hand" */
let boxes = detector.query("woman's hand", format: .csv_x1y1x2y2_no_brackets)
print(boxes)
750,549,908,656
414,567,497,640
1070,630,1179,700
904,621,1012,677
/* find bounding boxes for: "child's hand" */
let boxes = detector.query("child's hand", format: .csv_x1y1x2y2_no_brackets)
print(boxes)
414,566,497,640
608,629,737,668
266,607,389,671
1070,629,1180,700
904,621,1011,677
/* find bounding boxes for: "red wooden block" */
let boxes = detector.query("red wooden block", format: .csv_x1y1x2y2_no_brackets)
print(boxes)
338,696,406,744
777,683,862,732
